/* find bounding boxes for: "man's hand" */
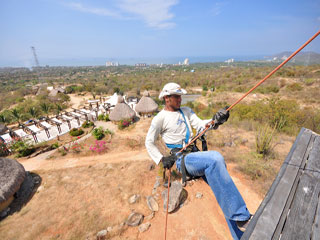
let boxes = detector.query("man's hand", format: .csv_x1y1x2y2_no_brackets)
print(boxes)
212,106,230,128
162,154,177,169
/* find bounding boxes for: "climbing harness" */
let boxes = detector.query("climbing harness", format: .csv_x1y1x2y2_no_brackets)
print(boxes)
164,29,320,240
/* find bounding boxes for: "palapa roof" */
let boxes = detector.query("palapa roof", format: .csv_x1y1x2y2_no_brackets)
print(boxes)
0,124,8,135
142,90,150,97
109,97,136,121
135,93,158,113
0,158,26,203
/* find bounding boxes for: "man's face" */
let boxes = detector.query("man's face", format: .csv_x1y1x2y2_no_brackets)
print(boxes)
165,94,182,111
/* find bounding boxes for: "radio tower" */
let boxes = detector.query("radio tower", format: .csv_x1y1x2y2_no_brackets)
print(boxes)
31,46,40,67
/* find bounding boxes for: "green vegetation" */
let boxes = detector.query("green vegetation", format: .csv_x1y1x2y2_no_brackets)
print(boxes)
92,126,113,140
69,128,84,137
10,139,35,157
82,121,94,128
118,119,133,130
255,124,277,157
98,114,110,121
92,127,105,140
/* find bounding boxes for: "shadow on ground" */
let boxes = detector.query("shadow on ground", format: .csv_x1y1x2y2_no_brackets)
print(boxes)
0,172,42,221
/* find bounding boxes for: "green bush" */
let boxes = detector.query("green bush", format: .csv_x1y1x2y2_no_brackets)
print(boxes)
104,128,114,136
287,83,303,91
118,119,133,130
98,114,110,121
11,139,35,157
69,128,84,136
98,114,105,121
256,85,279,94
202,85,208,91
92,127,105,140
304,78,315,86
104,114,110,121
255,124,276,157
51,142,59,149
82,121,94,128
0,141,9,157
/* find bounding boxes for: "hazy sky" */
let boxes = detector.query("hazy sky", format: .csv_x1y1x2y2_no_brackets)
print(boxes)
0,0,319,67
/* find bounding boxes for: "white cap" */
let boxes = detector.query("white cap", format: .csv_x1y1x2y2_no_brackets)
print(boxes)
159,82,187,100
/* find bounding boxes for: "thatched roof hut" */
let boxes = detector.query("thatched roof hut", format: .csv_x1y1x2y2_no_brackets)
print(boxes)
0,158,26,210
109,96,136,121
0,124,8,135
135,91,158,114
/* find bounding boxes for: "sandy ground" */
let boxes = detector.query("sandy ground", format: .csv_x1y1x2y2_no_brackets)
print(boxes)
10,118,263,240
66,93,93,110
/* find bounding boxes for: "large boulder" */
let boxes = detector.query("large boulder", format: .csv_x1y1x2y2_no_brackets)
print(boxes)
161,180,187,213
0,158,26,211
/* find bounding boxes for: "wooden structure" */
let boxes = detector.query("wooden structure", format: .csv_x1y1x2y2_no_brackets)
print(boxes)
242,128,320,239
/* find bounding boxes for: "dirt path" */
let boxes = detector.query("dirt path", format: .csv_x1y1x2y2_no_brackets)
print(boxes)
20,149,150,171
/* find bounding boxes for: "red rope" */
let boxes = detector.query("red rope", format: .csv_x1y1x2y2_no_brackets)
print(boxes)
179,30,320,154
164,29,320,240
164,169,171,240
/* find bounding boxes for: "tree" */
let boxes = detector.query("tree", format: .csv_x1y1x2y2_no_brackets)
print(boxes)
0,114,6,123
11,108,22,124
40,103,51,117
28,107,39,119
55,104,63,116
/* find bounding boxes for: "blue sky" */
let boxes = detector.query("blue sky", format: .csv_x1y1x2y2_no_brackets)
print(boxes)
0,0,319,67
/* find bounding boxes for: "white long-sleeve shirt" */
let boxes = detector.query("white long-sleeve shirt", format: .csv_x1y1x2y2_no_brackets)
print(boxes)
145,107,211,164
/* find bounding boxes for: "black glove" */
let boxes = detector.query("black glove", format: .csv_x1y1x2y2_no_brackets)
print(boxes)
212,106,230,127
161,154,177,169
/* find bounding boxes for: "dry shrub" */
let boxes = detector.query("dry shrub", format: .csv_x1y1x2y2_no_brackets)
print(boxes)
255,124,277,158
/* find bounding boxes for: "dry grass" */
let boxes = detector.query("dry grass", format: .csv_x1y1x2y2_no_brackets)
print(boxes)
0,160,156,240
206,125,294,195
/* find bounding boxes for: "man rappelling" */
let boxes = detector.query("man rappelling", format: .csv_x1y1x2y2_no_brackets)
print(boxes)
145,82,252,239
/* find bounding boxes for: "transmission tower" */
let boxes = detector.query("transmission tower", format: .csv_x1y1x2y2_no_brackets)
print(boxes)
31,46,40,67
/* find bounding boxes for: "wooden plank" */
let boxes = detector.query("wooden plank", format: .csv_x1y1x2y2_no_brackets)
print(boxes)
272,134,316,240
280,135,320,239
241,128,312,240
305,135,320,171
312,197,320,240
280,171,320,240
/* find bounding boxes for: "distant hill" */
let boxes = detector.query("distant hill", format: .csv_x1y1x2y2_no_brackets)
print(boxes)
264,51,320,64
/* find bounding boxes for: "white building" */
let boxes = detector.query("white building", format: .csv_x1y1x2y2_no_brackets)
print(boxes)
106,61,119,67
183,58,190,65
225,58,234,64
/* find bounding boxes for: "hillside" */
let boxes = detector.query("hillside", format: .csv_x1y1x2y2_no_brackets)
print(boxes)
265,51,320,64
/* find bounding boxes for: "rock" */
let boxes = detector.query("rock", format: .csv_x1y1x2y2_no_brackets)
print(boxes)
145,211,155,221
148,163,155,171
146,196,158,212
96,229,108,240
126,212,144,226
107,226,113,232
196,192,203,199
128,194,140,204
153,179,161,189
62,176,71,181
138,222,151,233
152,188,157,195
161,181,187,213
37,185,44,193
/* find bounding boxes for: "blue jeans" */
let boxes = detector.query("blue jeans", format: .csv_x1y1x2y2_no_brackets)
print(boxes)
175,150,250,240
